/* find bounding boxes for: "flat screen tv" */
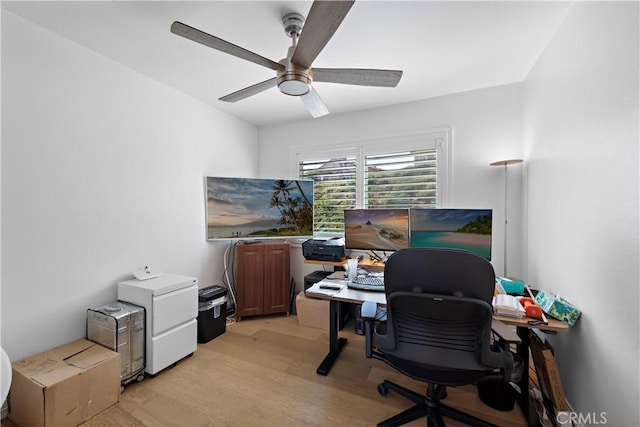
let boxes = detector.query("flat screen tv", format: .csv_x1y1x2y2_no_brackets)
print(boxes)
205,177,314,240
409,208,492,260
344,208,410,251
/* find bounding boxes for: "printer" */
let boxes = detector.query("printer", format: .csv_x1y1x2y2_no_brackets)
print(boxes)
302,238,345,262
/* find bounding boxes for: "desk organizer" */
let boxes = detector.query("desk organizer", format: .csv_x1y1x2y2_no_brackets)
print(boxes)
534,290,581,325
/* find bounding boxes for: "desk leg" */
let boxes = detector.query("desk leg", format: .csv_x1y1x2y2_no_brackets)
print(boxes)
316,299,347,375
516,327,537,427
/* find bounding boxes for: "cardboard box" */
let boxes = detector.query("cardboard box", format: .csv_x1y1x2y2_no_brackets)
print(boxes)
296,292,329,330
530,334,569,414
10,339,120,427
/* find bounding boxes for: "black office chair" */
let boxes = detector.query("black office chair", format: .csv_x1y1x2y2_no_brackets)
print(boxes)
362,248,513,427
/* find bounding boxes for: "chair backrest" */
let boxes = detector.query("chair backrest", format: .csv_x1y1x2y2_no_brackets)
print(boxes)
375,248,500,374
384,247,495,302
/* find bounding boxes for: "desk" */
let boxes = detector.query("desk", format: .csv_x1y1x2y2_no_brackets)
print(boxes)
305,273,568,426
304,257,386,271
493,313,568,424
305,275,386,376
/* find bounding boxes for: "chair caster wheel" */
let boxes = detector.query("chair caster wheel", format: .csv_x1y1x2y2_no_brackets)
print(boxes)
378,383,389,396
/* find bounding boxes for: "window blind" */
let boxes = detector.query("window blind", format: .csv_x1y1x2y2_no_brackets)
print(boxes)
299,157,357,233
365,149,437,208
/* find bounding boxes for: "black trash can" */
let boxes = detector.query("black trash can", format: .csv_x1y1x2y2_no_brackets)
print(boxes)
197,285,228,343
477,378,517,411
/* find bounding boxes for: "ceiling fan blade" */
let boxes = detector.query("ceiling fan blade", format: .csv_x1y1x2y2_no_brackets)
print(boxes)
219,78,277,102
171,21,284,72
301,87,329,118
313,68,403,87
291,1,355,69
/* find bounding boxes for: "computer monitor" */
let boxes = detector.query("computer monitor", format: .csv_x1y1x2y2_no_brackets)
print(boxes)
344,208,410,252
409,208,492,260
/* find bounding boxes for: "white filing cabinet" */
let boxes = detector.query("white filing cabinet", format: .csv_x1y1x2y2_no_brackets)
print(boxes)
118,274,198,375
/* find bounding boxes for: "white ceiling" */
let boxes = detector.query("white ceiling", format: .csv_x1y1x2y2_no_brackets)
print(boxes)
2,1,572,127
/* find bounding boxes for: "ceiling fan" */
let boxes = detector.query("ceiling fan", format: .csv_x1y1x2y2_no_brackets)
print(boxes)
170,0,402,118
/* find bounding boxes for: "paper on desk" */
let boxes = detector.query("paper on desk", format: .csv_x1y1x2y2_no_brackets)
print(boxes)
306,282,346,296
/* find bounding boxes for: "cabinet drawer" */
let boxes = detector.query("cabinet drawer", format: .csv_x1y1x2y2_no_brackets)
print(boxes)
152,284,198,335
148,319,197,375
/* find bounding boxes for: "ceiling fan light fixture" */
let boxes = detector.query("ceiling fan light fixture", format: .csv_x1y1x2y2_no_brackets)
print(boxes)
277,69,312,96
278,79,311,96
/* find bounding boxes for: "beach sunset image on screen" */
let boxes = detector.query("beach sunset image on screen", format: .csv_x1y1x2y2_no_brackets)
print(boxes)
409,209,492,260
344,209,409,251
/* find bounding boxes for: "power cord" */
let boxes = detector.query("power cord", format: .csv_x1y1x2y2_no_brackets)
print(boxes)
222,240,238,322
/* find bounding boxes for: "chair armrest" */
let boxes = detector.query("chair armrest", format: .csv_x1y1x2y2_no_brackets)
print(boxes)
491,320,521,344
490,320,519,382
480,315,514,381
361,301,377,319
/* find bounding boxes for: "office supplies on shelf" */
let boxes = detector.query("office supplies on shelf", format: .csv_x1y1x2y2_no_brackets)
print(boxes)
534,288,581,325
492,294,526,318
525,286,548,325
518,297,543,319
497,276,525,294
308,282,346,296
347,275,385,291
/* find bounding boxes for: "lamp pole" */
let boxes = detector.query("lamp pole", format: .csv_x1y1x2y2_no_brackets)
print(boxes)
489,159,522,278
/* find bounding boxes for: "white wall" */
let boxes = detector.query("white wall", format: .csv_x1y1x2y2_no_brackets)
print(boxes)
258,83,525,281
523,2,639,425
1,12,258,360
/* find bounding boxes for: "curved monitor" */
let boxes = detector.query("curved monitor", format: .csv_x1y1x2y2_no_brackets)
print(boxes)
409,208,492,260
344,208,410,251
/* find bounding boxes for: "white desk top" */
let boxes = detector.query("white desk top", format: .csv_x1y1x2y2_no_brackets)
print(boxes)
305,276,387,305
305,273,567,337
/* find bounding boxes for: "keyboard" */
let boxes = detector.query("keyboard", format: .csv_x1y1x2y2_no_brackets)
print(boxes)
347,275,385,292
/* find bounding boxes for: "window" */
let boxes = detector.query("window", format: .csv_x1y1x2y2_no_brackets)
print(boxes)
298,154,357,233
296,131,450,235
365,149,437,208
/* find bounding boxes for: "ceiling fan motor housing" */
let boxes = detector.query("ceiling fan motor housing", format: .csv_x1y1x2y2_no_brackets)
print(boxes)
277,45,312,96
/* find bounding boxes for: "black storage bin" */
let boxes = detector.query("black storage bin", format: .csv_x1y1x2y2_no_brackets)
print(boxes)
303,271,333,290
197,285,227,343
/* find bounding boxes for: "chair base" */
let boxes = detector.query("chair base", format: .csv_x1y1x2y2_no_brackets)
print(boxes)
377,380,497,427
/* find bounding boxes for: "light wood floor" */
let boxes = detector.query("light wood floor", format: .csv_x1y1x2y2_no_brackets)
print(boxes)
4,315,527,426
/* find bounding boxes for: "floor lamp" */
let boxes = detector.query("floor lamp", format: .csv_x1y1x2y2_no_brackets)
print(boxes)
490,159,522,278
